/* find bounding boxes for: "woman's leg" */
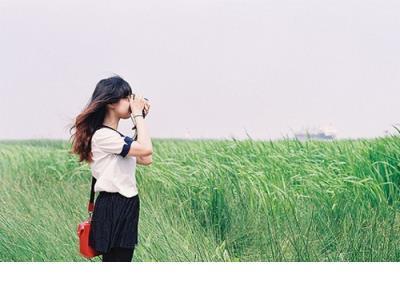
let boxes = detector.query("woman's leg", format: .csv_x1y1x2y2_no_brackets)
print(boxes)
102,246,135,262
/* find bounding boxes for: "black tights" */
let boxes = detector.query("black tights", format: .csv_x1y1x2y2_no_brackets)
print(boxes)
102,246,135,262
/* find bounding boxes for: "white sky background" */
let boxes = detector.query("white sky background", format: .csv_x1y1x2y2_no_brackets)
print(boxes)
0,0,399,140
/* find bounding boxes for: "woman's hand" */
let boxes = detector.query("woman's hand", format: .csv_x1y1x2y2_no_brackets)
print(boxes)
129,94,146,116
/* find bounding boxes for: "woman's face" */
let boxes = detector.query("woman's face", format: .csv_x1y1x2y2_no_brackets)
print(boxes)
110,96,131,119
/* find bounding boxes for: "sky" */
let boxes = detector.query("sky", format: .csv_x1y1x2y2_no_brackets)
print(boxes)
1,0,399,141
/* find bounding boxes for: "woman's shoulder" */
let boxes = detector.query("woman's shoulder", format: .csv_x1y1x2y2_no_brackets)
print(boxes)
93,127,115,136
92,127,123,141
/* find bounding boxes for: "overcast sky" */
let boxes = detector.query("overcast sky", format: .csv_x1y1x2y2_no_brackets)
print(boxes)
1,0,399,140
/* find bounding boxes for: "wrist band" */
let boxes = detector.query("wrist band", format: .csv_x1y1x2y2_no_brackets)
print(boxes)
133,114,143,118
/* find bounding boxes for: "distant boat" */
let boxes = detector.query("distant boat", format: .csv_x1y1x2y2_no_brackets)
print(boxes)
294,125,337,141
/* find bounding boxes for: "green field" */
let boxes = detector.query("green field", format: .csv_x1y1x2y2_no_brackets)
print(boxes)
1,136,400,261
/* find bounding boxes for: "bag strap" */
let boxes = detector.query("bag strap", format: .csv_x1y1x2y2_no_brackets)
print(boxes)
87,125,107,215
88,176,96,214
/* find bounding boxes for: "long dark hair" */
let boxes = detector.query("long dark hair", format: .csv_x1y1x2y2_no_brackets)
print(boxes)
68,75,133,163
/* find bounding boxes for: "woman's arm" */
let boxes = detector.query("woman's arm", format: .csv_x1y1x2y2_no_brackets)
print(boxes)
127,95,153,157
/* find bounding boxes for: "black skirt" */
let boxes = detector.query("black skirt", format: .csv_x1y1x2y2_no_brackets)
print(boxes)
88,191,140,254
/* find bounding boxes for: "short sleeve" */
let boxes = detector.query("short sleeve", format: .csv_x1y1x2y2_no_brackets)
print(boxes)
92,129,134,157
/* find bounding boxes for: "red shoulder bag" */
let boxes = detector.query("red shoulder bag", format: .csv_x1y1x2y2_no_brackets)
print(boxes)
77,176,101,258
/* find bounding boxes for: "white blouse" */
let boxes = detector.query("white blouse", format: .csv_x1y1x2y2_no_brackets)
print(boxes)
89,125,138,198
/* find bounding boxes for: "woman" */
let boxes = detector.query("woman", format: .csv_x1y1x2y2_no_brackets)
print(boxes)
69,75,152,262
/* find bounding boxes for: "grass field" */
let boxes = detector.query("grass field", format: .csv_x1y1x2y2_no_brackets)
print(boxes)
1,136,400,261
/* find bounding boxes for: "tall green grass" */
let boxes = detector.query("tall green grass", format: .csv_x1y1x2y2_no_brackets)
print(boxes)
0,136,400,261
